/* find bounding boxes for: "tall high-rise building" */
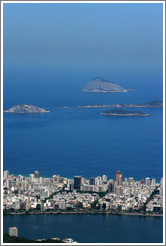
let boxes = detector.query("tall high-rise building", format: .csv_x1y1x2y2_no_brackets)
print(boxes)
68,180,74,190
59,177,64,183
30,174,34,183
118,174,123,186
151,178,156,186
108,180,114,193
6,179,12,189
160,186,163,197
81,177,85,185
124,178,128,184
160,177,163,185
128,177,134,185
3,170,9,179
116,170,122,185
145,177,150,186
35,170,39,178
102,175,107,183
114,185,122,196
89,177,95,186
95,176,102,186
74,176,82,190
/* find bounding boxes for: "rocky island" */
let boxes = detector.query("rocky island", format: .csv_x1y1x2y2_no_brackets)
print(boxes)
78,101,163,108
4,105,50,113
101,109,149,116
83,77,128,93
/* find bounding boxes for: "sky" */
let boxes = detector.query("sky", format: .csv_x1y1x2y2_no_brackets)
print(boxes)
4,3,163,57
3,2,164,105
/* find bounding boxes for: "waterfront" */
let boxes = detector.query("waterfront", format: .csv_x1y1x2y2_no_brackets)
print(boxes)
3,214,163,243
3,3,163,244
3,170,163,214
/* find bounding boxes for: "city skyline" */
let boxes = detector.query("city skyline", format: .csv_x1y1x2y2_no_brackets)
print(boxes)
3,169,163,213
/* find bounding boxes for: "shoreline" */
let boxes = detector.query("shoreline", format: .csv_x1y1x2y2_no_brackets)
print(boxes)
3,211,163,217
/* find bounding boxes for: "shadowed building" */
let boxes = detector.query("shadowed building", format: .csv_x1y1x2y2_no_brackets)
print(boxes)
108,180,114,193
89,177,95,186
74,176,82,190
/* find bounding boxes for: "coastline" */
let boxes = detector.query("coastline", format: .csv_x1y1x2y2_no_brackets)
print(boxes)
3,211,163,217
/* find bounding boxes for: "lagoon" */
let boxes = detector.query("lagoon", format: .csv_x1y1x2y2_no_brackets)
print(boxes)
3,214,163,243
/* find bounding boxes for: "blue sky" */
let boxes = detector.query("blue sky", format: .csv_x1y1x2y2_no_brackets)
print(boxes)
3,2,163,101
4,3,163,58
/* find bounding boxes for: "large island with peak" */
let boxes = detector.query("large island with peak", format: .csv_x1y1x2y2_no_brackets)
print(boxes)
83,77,128,93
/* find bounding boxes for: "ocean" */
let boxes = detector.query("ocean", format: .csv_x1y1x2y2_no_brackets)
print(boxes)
3,84,163,181
3,64,163,243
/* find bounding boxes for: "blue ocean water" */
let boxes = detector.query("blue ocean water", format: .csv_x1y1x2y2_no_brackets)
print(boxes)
3,83,163,181
3,59,163,180
3,214,163,243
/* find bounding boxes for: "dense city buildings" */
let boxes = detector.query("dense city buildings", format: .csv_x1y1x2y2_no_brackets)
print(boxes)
3,170,163,215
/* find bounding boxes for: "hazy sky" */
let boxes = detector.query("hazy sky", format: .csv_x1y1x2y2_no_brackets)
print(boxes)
4,3,163,58
3,2,163,102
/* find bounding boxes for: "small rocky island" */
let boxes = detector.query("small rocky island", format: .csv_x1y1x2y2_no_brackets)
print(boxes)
83,77,128,93
4,105,50,113
105,101,163,108
78,101,163,108
101,109,149,116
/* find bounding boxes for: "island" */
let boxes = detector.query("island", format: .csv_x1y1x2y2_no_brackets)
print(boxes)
4,105,50,113
101,109,149,116
78,101,163,108
83,77,128,93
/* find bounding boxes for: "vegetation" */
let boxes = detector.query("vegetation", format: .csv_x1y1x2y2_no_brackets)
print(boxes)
142,190,157,213
3,234,64,243
90,200,100,210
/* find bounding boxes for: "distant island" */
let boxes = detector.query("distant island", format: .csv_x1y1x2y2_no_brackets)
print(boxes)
78,101,163,108
83,77,128,93
4,105,50,113
101,109,149,116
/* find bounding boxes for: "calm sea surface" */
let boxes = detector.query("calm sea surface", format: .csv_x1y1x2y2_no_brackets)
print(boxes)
3,89,163,180
3,214,163,243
